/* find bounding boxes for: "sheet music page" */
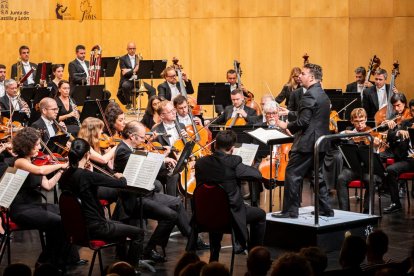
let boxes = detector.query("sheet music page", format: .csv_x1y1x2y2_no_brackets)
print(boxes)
233,143,259,165
0,169,29,209
134,152,164,191
247,128,290,144
123,154,145,188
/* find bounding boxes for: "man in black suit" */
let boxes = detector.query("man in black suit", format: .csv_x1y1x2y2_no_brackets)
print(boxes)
274,63,333,218
0,79,31,124
362,68,398,120
11,45,37,87
113,120,208,262
345,66,373,93
157,66,194,101
215,88,258,125
117,42,156,107
193,130,266,262
68,45,89,88
30,97,66,143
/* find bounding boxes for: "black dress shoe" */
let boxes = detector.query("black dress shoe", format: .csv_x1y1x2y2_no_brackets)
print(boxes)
271,212,298,219
196,238,210,250
383,203,402,214
311,209,334,217
143,249,166,263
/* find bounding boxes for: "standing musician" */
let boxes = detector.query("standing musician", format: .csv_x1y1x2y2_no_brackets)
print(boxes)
383,99,414,214
117,42,156,107
0,64,7,97
141,95,164,130
68,45,89,88
11,45,37,87
173,95,202,127
10,127,81,267
59,138,144,267
287,82,307,112
193,130,266,261
336,108,382,212
31,97,67,143
104,101,125,137
55,80,80,136
158,66,194,102
151,101,187,196
363,68,398,120
47,64,64,98
113,121,208,262
0,79,31,124
345,66,373,93
273,63,333,218
214,88,258,125
275,67,301,107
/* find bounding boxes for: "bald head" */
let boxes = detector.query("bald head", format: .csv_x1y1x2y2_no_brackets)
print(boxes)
127,42,136,56
39,97,59,120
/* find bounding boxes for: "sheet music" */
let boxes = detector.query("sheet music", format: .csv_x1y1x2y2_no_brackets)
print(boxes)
247,127,291,144
123,152,164,191
233,143,259,166
0,169,29,208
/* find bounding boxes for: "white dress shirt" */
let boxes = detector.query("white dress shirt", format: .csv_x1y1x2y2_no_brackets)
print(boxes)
41,116,56,137
163,122,180,146
177,114,192,127
377,85,387,109
76,58,89,84
168,82,181,100
22,61,35,85
7,95,20,111
0,81,5,98
129,55,136,68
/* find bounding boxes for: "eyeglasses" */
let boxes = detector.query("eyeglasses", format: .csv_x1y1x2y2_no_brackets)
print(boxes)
265,112,278,116
133,133,145,140
162,109,176,115
128,48,136,50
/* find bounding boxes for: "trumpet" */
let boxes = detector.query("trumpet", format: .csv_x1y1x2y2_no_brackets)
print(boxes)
69,97,81,126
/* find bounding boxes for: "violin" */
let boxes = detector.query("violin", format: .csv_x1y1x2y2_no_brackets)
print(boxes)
33,151,67,166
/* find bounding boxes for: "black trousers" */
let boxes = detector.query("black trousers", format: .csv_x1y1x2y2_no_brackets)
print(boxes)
209,205,266,262
10,203,79,265
283,151,331,215
386,159,414,206
89,220,144,266
121,80,156,104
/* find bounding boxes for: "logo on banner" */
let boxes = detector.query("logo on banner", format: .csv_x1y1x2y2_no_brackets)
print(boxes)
55,3,68,20
80,0,96,22
0,0,30,21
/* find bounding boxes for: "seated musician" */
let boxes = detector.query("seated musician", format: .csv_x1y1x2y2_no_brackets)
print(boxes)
158,66,194,101
11,127,81,267
151,101,186,196
55,80,80,136
362,68,398,120
214,88,258,126
345,66,373,93
141,95,164,130
47,64,64,98
113,121,208,262
254,94,276,124
77,117,119,204
336,108,383,212
104,101,125,137
59,138,144,267
0,79,31,125
192,130,266,262
117,42,156,107
383,99,414,214
31,97,67,143
173,95,202,127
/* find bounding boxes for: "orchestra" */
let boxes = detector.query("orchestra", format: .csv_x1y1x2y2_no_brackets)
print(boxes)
2,43,414,271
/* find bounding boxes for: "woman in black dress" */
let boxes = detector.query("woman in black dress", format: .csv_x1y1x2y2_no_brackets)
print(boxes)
47,64,64,98
141,95,164,130
55,80,80,136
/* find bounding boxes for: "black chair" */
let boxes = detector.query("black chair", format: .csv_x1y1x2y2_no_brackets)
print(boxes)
191,183,237,275
59,191,117,276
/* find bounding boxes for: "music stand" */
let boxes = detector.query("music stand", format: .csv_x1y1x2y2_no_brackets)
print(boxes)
72,85,105,106
100,57,119,89
324,88,342,95
1,111,27,125
34,62,53,84
137,60,167,84
44,134,70,156
79,99,110,123
172,141,195,208
197,82,232,118
328,93,361,120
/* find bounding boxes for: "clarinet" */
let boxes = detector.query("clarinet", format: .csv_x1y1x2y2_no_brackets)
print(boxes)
69,97,81,126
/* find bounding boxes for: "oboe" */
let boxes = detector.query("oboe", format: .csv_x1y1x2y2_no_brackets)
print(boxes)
69,97,81,126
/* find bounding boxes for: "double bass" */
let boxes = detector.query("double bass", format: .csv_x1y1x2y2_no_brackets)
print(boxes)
233,60,261,116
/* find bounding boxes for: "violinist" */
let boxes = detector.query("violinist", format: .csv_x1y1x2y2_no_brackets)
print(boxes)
0,64,6,97
383,99,414,214
336,108,383,212
31,97,67,143
380,93,412,131
345,66,373,93
214,88,258,126
113,121,208,262
157,66,194,101
275,67,301,107
173,95,202,127
141,95,164,130
0,79,31,124
104,101,125,137
10,127,81,267
47,64,64,98
363,68,398,120
55,80,80,136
